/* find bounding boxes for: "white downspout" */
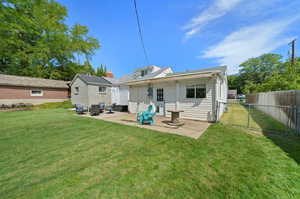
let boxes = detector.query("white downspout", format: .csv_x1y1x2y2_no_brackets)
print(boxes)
175,80,180,111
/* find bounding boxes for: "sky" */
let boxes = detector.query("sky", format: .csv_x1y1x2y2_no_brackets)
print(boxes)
58,0,300,77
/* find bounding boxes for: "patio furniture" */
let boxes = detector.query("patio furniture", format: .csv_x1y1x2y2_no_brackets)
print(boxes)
167,110,184,125
106,103,116,114
75,104,88,114
99,103,105,112
137,105,156,125
90,104,101,116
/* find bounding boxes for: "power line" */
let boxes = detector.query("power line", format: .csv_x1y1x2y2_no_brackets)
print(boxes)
133,0,150,65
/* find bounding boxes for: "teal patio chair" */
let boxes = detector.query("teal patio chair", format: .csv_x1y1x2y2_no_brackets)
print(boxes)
137,105,156,125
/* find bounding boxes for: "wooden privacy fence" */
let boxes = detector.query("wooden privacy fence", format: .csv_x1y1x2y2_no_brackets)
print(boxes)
246,90,300,135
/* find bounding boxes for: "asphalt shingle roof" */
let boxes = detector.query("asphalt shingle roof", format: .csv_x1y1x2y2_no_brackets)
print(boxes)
0,74,69,88
78,74,112,85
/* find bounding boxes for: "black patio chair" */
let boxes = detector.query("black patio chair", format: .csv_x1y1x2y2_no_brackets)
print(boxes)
90,104,102,116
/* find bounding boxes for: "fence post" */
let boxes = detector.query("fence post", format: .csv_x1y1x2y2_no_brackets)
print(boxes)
247,104,250,128
297,106,300,136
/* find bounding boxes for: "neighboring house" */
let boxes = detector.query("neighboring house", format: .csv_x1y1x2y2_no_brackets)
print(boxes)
0,74,69,105
124,66,227,122
228,89,237,99
70,65,172,109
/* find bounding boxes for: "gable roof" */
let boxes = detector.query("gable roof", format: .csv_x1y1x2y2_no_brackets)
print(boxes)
0,74,69,89
118,67,171,83
74,74,112,86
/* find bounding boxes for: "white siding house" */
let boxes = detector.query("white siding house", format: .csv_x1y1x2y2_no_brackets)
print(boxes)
70,65,227,121
125,66,227,122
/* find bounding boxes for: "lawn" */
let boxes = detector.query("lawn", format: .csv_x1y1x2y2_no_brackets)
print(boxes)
221,104,288,133
1,109,300,199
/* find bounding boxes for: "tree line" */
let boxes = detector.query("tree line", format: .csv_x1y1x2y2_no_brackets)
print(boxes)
228,53,300,94
0,0,107,80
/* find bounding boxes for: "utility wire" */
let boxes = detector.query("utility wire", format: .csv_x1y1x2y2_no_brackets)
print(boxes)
133,0,150,65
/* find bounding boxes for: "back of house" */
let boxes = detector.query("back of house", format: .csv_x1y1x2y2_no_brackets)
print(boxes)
124,66,227,122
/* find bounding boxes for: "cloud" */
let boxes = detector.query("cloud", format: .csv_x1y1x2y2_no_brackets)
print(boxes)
202,17,299,74
183,0,244,38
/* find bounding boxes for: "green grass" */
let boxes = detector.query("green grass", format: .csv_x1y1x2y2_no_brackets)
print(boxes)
221,104,288,133
1,109,300,198
34,100,74,109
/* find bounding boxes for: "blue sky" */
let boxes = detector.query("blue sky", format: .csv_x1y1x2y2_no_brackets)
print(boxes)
58,0,300,77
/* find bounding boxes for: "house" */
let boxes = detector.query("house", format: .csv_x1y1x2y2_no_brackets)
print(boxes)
0,74,69,105
70,65,228,122
124,66,227,122
228,89,237,99
70,65,172,109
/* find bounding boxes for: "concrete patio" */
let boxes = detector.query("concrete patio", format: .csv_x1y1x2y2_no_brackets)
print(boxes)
78,111,210,139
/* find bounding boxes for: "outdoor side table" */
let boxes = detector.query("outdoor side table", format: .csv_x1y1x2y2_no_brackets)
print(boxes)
167,110,184,124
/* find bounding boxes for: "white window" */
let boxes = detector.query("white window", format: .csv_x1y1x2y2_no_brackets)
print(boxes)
141,70,148,77
186,84,206,99
99,86,106,93
30,90,43,96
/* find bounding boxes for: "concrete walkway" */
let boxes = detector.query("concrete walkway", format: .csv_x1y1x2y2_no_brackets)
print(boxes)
78,112,210,139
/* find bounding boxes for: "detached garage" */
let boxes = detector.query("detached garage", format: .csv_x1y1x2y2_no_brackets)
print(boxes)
0,74,69,105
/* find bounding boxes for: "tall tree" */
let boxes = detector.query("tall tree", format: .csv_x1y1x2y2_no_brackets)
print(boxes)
239,53,282,85
95,64,107,77
0,0,100,80
229,53,300,94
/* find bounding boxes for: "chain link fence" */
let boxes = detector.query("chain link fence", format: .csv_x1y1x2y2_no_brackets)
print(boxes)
221,102,300,135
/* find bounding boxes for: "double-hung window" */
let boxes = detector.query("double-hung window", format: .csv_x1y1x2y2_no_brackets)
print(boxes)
156,88,164,101
186,84,206,99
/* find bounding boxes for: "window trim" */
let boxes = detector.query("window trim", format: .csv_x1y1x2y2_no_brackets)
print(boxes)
185,84,206,99
30,90,43,97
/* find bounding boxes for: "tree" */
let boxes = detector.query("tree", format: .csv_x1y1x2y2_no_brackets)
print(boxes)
95,64,107,77
228,53,300,94
81,61,95,75
227,75,242,94
239,53,282,83
0,0,100,80
256,59,300,92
